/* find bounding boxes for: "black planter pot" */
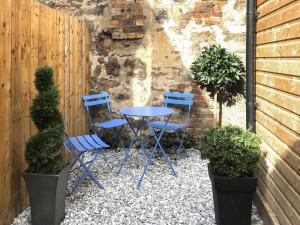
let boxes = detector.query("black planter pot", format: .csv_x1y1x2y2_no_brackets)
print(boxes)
23,164,71,225
208,164,257,225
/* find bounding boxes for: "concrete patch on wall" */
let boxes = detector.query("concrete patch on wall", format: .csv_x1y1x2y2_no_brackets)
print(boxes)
40,0,247,145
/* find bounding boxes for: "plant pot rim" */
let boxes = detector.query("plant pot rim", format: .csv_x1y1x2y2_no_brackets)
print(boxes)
207,163,256,180
23,163,71,177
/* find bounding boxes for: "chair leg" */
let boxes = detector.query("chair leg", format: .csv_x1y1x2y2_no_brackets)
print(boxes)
68,150,104,195
150,127,176,176
175,130,189,160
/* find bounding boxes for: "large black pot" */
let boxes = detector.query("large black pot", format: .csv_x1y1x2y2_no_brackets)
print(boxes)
23,164,71,225
208,164,257,225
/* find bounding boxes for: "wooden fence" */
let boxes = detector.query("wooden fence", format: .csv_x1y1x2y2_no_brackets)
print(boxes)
255,0,300,224
0,1,90,225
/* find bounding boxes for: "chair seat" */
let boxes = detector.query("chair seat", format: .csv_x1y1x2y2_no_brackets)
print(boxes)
148,121,185,131
95,118,128,129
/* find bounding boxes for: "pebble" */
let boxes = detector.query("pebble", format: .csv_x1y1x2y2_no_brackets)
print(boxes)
11,149,264,225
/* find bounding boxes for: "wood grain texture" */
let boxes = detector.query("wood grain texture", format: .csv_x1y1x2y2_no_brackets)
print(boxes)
257,1,300,32
0,1,89,224
256,19,300,45
257,0,297,19
255,2,300,222
256,39,300,58
256,122,300,181
256,72,300,96
0,1,12,224
256,58,300,76
256,84,300,115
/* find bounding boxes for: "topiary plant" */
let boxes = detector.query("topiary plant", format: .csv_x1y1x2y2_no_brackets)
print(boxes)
190,45,245,126
25,66,66,174
201,125,261,178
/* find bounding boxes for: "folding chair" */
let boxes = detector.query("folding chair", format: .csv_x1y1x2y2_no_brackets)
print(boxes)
82,92,128,148
148,92,194,161
64,134,109,194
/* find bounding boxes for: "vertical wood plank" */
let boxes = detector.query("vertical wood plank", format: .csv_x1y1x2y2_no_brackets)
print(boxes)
78,20,83,134
18,0,31,212
10,0,22,219
64,15,70,136
69,16,76,136
82,20,90,133
38,4,48,66
0,1,12,224
47,8,54,68
58,12,65,120
53,10,59,82
30,0,39,135
74,18,79,135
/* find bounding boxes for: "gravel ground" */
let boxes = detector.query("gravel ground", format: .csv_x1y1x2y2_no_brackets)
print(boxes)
12,149,263,225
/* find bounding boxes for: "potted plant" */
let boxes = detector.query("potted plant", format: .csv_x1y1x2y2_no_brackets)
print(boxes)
190,45,245,126
23,66,71,225
201,125,261,225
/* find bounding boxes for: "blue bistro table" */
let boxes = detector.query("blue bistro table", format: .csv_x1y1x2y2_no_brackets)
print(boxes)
117,106,177,188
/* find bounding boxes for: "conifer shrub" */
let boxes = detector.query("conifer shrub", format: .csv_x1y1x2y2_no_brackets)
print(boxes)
25,66,66,174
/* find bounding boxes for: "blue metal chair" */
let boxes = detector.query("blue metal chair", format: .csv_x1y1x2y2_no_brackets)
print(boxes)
64,134,109,194
148,92,194,161
82,92,128,148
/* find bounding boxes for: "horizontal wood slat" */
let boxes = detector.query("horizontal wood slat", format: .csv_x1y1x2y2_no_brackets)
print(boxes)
259,138,300,196
256,59,300,76
256,19,300,45
256,84,300,115
257,1,300,32
256,72,300,96
255,1,300,217
257,0,296,19
256,39,300,58
257,0,269,7
257,178,293,225
256,110,300,154
256,122,300,177
257,155,300,224
0,1,89,225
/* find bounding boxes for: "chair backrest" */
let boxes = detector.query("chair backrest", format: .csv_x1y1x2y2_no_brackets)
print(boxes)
163,92,194,125
82,92,112,125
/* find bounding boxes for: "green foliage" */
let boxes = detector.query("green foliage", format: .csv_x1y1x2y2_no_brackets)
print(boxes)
190,45,245,106
30,86,63,130
201,125,262,178
25,125,66,174
25,66,66,174
34,66,54,92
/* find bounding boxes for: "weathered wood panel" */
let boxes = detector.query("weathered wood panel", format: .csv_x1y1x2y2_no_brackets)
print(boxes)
0,1,12,224
256,19,300,45
0,1,89,225
256,58,300,76
257,1,300,32
256,39,300,58
255,0,300,224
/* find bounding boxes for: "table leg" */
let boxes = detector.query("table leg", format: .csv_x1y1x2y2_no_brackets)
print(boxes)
137,115,176,189
116,116,148,175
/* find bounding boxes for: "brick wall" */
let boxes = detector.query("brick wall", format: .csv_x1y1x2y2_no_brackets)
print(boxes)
111,0,145,39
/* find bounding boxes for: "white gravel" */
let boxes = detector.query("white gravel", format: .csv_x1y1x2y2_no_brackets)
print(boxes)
11,149,264,225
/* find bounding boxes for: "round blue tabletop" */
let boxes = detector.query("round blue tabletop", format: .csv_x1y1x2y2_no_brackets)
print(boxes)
120,106,174,117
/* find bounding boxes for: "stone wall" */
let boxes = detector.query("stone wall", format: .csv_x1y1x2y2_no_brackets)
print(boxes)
40,0,247,147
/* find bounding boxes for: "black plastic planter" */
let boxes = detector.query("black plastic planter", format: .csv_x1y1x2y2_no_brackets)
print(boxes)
208,165,257,225
23,164,71,225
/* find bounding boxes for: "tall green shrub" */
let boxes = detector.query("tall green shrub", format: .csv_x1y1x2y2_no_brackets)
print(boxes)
190,45,245,126
25,66,66,174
